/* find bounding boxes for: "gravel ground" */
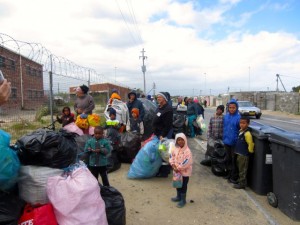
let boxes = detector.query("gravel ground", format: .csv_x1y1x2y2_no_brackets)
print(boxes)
107,136,299,225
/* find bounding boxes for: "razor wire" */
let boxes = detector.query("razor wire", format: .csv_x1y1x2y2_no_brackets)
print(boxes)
0,33,129,88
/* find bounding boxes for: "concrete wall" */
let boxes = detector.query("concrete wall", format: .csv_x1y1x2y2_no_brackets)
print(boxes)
221,91,300,114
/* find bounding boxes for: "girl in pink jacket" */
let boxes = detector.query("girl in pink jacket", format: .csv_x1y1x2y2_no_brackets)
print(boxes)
169,133,193,208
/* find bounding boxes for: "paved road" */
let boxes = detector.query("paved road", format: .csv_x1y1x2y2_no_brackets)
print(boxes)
192,107,300,224
202,107,300,133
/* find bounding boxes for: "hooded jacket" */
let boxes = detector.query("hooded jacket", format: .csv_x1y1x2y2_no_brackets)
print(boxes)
127,90,145,121
169,133,193,177
223,99,241,146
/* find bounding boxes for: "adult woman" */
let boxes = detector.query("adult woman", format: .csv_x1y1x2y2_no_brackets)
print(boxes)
152,92,173,177
74,84,95,134
74,84,95,116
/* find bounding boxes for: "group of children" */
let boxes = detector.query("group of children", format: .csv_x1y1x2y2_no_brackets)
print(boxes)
55,104,145,189
206,99,254,189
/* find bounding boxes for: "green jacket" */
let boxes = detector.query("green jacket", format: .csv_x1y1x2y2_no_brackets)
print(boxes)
84,137,111,167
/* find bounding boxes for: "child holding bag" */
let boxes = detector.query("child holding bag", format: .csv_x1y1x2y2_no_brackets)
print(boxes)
169,133,193,208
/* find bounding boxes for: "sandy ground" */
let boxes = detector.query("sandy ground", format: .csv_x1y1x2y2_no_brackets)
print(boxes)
107,137,299,225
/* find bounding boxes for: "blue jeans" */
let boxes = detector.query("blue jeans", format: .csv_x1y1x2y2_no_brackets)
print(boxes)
187,115,196,137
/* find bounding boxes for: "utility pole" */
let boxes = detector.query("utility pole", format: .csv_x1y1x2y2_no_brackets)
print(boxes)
153,82,156,97
276,74,287,92
139,48,147,94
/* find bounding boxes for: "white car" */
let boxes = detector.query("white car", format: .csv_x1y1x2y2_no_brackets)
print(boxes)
237,101,262,119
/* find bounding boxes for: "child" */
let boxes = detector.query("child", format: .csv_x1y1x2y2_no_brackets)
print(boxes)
105,108,121,147
233,117,254,189
169,133,193,208
105,108,120,129
223,99,241,183
56,106,75,127
126,108,144,135
201,105,224,165
84,126,111,186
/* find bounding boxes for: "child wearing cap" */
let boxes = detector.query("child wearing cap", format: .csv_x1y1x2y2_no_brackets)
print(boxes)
105,108,119,127
126,108,144,135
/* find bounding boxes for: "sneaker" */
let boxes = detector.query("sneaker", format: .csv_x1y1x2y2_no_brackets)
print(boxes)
233,183,245,189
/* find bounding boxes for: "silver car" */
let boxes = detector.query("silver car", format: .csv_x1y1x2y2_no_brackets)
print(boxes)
237,101,262,119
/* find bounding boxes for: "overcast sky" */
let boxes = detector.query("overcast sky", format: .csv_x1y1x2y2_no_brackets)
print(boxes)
0,0,299,96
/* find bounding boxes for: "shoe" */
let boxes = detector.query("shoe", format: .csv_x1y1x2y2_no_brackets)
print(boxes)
177,193,186,208
228,178,238,184
171,190,181,202
233,183,245,189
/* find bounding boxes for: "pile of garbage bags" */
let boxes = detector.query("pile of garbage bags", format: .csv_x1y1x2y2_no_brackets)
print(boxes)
0,128,126,225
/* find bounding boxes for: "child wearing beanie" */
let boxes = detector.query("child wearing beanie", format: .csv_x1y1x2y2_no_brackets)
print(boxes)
126,108,144,135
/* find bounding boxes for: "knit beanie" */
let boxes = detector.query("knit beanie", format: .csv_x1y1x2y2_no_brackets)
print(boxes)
79,85,89,94
109,107,116,116
157,92,168,102
131,108,139,117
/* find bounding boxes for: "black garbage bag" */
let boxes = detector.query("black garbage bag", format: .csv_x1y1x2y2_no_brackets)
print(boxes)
107,148,121,173
211,164,228,177
0,191,26,225
100,185,126,225
15,129,78,169
138,98,156,141
118,132,141,163
173,114,185,128
106,127,121,146
210,139,227,177
75,134,92,164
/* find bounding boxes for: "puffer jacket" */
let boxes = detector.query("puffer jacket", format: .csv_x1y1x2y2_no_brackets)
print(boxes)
169,133,193,177
223,99,241,146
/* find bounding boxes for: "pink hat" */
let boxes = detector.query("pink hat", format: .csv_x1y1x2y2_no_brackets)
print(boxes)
194,99,199,103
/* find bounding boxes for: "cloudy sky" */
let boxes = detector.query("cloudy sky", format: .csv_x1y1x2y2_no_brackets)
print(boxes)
0,0,299,96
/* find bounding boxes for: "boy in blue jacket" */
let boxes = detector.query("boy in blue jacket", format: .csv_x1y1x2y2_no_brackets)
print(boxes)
85,126,111,186
223,99,241,183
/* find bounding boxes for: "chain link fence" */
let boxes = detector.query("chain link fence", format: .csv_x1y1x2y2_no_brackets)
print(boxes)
0,33,129,142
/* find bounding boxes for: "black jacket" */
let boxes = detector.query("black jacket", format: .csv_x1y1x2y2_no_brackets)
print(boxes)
152,103,173,138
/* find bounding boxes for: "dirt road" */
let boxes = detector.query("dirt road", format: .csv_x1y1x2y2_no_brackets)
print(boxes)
108,137,299,225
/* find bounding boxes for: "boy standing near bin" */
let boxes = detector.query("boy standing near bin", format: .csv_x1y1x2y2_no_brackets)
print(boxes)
232,117,254,189
223,99,241,182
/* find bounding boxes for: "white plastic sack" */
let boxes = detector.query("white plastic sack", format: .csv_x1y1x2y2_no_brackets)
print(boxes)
63,122,84,136
47,166,108,225
104,99,129,125
158,139,175,162
196,115,206,130
18,165,64,205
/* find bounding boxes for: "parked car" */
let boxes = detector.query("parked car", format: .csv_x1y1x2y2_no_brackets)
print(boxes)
237,101,262,119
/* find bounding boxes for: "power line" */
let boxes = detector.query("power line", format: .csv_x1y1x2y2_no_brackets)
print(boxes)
126,0,143,44
115,0,140,46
